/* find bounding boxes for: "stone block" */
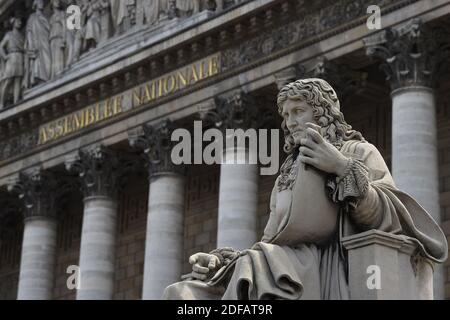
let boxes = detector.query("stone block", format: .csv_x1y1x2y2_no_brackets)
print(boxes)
343,229,434,300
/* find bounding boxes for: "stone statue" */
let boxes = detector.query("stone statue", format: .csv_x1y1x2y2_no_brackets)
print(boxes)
0,18,24,109
24,0,52,88
50,0,66,78
137,0,167,26
66,0,88,67
84,0,102,51
99,0,113,42
163,78,448,300
110,0,135,35
175,0,199,17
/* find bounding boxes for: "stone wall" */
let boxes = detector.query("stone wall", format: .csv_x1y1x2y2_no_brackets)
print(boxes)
0,216,22,300
113,174,148,300
53,193,83,300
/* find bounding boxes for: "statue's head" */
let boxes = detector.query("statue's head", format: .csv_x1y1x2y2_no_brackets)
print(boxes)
33,0,45,11
10,17,22,29
52,0,62,9
277,78,364,154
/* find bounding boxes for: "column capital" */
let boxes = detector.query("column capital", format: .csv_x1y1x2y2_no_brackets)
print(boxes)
364,19,449,90
65,145,124,198
310,57,368,102
199,90,260,130
7,168,60,220
129,120,184,177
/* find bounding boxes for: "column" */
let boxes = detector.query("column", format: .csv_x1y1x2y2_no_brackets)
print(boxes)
217,146,259,249
365,19,446,299
203,91,260,250
8,169,59,300
129,120,185,300
66,145,121,300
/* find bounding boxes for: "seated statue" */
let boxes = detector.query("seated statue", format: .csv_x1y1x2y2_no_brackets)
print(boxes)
163,78,448,300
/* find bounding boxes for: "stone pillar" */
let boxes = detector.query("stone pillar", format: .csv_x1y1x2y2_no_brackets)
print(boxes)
129,120,185,300
217,146,259,249
66,146,122,300
343,230,434,300
201,91,260,250
8,169,59,300
365,19,447,299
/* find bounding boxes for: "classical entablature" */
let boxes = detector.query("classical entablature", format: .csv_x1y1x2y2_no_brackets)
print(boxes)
0,0,449,186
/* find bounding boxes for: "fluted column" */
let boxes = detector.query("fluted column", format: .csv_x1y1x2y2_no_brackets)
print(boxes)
8,169,59,300
129,120,185,300
202,91,260,250
365,19,447,299
66,146,122,300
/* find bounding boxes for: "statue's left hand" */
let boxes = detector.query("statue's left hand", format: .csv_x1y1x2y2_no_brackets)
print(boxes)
299,122,349,177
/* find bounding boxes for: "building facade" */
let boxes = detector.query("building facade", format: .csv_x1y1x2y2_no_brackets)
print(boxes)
0,0,449,300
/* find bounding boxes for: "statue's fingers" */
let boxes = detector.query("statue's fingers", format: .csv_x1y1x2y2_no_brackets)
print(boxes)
306,128,324,144
299,146,315,158
208,258,216,269
189,254,199,265
191,271,208,281
300,137,316,149
299,155,317,167
193,263,209,274
305,122,321,131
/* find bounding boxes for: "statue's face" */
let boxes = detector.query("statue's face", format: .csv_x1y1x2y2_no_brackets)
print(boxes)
35,0,45,10
13,19,22,29
281,98,316,145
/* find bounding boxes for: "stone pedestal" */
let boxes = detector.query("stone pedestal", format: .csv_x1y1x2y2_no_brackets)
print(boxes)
142,173,185,300
17,216,57,300
342,230,434,300
217,147,259,250
76,196,118,300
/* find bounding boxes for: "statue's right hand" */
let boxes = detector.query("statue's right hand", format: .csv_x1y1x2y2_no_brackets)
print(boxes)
188,252,221,281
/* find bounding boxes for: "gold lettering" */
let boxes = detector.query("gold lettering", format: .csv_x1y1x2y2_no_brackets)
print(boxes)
177,70,187,88
64,117,72,135
73,111,85,130
133,88,142,107
144,83,155,102
85,107,95,126
47,124,55,141
104,99,113,118
113,96,123,115
199,61,206,80
164,75,176,94
189,65,199,83
95,103,103,123
157,78,164,98
39,127,48,145
209,55,220,76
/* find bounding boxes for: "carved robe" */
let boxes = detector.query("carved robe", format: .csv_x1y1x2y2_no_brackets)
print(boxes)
85,0,102,47
140,0,169,25
50,9,66,78
0,30,24,80
24,10,52,87
110,0,135,33
163,140,448,300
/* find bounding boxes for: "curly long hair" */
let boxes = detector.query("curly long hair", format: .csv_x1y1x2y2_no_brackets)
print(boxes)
277,78,364,154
